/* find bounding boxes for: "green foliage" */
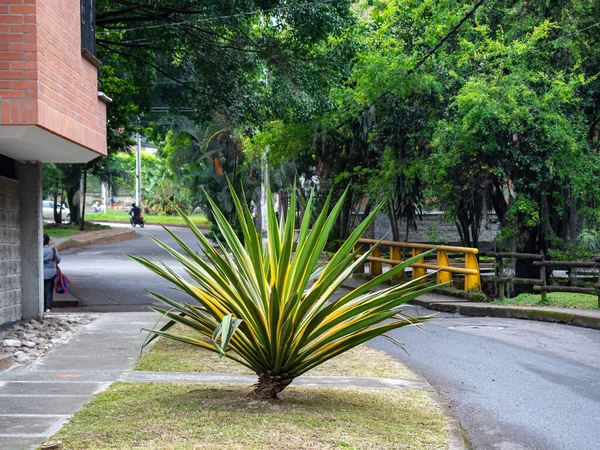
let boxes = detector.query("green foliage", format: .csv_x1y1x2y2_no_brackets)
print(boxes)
131,183,437,398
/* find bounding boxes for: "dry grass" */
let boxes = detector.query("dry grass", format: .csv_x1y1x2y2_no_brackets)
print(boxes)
52,382,447,449
135,325,414,379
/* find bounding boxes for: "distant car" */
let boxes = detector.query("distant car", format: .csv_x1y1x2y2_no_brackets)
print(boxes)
42,200,70,221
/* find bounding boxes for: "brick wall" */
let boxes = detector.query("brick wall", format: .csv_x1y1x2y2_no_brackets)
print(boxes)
0,0,106,156
0,176,21,326
0,0,38,127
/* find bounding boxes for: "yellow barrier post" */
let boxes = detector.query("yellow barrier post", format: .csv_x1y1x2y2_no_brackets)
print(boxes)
436,250,452,284
464,253,481,291
370,246,383,276
391,246,403,280
412,248,426,280
353,244,364,274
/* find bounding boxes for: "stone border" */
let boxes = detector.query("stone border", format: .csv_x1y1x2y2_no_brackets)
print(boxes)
0,354,13,372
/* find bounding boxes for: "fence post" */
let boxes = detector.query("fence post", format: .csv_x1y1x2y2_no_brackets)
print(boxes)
370,246,382,276
391,246,403,280
464,253,481,292
353,244,364,275
497,255,505,300
412,248,426,280
436,250,452,285
539,251,547,304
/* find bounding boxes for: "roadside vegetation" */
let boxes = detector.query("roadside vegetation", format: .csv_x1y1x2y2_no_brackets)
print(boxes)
494,293,600,310
43,222,111,238
86,209,209,227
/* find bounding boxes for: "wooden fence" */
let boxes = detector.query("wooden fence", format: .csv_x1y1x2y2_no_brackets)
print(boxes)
482,252,600,307
354,238,481,292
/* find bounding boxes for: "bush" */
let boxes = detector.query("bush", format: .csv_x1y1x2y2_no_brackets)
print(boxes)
131,184,438,398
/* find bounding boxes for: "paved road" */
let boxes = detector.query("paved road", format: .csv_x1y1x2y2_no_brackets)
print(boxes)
59,223,199,312
370,307,600,450
60,225,600,450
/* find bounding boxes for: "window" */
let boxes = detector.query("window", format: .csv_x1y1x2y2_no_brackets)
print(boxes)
80,0,96,59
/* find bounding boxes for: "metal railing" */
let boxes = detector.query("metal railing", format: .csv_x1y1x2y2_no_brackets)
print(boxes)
354,238,481,292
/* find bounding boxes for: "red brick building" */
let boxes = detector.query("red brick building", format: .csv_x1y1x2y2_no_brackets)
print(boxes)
0,0,107,325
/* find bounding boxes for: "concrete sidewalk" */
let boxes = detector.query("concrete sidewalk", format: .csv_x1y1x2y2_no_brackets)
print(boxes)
0,312,156,450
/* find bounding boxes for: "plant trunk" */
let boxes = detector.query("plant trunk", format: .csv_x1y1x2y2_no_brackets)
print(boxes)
253,373,292,400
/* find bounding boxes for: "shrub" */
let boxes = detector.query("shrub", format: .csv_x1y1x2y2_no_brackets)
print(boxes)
130,184,437,398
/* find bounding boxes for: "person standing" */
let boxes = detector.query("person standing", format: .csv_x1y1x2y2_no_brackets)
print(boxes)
43,233,60,312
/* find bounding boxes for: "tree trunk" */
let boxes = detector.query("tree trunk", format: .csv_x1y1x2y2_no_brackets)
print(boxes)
253,373,292,400
67,187,79,226
52,195,61,224
79,168,87,231
388,199,400,242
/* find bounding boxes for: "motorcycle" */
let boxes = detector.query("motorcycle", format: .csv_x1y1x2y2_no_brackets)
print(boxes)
130,214,145,228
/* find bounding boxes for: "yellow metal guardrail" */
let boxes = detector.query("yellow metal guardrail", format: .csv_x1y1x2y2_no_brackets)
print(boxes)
355,238,481,292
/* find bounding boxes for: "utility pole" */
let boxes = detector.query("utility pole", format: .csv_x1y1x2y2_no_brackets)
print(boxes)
135,132,142,206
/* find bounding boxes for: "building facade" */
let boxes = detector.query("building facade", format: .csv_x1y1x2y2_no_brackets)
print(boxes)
0,0,107,326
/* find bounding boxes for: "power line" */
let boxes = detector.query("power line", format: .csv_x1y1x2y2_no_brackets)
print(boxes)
97,0,335,35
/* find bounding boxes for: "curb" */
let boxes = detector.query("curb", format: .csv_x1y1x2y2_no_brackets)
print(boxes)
409,298,600,331
424,388,470,450
89,219,210,229
54,229,137,252
341,280,600,331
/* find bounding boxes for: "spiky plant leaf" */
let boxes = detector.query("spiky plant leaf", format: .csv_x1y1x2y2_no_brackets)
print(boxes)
132,183,439,398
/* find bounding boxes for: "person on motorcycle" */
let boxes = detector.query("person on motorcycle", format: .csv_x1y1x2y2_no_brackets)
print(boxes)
129,202,141,222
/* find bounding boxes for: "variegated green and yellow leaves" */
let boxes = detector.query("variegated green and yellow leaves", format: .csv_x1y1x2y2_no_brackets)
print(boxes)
131,182,438,396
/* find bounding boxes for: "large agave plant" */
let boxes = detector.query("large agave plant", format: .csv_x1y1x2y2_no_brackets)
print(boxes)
131,183,437,398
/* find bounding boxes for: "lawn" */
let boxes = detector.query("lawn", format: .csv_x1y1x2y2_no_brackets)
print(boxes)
51,382,447,449
135,325,415,379
86,208,210,227
493,292,599,310
47,326,449,449
43,222,111,238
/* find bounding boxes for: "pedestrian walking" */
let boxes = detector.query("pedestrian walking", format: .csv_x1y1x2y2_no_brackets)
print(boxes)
43,233,60,312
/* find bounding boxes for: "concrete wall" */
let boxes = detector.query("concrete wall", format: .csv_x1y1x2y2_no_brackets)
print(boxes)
372,211,500,248
16,161,42,320
0,175,21,326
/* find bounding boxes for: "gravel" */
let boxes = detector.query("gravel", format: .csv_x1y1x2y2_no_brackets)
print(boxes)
0,314,98,365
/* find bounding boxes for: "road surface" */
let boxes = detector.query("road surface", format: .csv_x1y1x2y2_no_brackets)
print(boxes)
60,225,600,450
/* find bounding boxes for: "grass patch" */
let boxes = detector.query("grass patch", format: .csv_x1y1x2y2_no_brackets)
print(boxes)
135,325,414,379
51,382,447,449
44,228,78,238
86,209,209,226
43,222,111,238
493,292,599,310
